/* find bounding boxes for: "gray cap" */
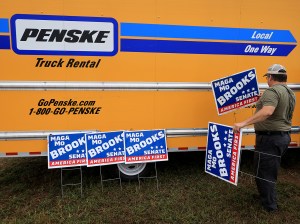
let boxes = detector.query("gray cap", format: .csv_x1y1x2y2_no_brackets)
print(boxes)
265,64,287,76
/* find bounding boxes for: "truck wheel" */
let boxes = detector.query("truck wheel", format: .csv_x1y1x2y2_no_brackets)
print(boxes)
117,163,151,181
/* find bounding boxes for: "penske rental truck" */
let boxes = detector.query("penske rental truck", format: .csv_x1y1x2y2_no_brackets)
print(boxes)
0,0,299,179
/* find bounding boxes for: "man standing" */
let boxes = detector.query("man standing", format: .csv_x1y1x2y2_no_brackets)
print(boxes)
233,64,296,212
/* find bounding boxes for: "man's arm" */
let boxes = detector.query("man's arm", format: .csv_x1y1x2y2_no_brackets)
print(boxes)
233,106,275,133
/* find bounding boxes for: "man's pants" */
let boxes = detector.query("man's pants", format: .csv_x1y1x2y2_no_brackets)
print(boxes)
254,133,290,210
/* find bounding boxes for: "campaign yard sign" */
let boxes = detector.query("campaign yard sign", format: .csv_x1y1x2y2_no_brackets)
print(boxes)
85,131,125,167
211,68,260,115
48,132,87,169
205,122,242,186
124,129,168,164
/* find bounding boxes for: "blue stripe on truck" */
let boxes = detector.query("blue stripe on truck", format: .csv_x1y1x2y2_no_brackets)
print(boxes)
0,18,9,33
120,38,296,56
121,23,297,43
0,36,10,49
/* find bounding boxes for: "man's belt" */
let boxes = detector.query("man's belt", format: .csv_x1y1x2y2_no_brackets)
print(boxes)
255,131,290,135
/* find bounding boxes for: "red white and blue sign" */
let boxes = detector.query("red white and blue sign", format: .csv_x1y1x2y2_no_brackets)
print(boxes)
211,68,260,115
85,131,125,167
205,122,242,186
124,129,168,164
47,132,87,169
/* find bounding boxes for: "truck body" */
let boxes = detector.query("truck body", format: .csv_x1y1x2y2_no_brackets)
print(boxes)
1,0,299,176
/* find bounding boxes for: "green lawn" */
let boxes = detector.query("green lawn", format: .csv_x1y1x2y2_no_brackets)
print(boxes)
0,151,299,223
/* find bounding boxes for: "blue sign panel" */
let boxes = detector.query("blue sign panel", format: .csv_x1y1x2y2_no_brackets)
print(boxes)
85,131,125,167
124,129,168,164
205,122,242,186
48,132,87,169
211,68,260,115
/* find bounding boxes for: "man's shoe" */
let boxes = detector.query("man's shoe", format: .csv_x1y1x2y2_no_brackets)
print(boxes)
263,206,278,213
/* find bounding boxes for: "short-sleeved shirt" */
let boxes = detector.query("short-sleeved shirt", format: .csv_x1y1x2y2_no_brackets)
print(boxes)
254,84,296,131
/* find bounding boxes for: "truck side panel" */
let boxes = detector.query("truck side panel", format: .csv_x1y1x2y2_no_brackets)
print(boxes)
0,0,299,155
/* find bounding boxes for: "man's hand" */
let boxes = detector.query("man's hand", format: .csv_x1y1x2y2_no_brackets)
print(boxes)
233,122,245,133
232,106,275,133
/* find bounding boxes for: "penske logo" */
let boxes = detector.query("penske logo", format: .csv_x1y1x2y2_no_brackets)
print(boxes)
20,29,111,43
11,14,118,56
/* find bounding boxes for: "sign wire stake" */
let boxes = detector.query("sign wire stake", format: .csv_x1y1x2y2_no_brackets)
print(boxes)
60,166,83,197
137,162,159,190
239,150,281,184
99,166,122,192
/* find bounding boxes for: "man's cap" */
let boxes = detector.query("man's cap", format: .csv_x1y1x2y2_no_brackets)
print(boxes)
264,64,287,76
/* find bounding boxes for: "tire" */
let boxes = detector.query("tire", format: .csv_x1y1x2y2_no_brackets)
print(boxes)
117,162,152,181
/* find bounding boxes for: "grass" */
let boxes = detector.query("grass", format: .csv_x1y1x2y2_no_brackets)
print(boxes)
0,151,299,224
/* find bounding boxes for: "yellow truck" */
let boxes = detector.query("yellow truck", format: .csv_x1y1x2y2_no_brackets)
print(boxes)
0,0,299,179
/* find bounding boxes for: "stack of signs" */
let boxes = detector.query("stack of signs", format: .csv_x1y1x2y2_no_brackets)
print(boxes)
48,132,87,169
205,122,242,186
124,129,168,164
47,129,168,169
211,68,260,115
85,131,125,167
